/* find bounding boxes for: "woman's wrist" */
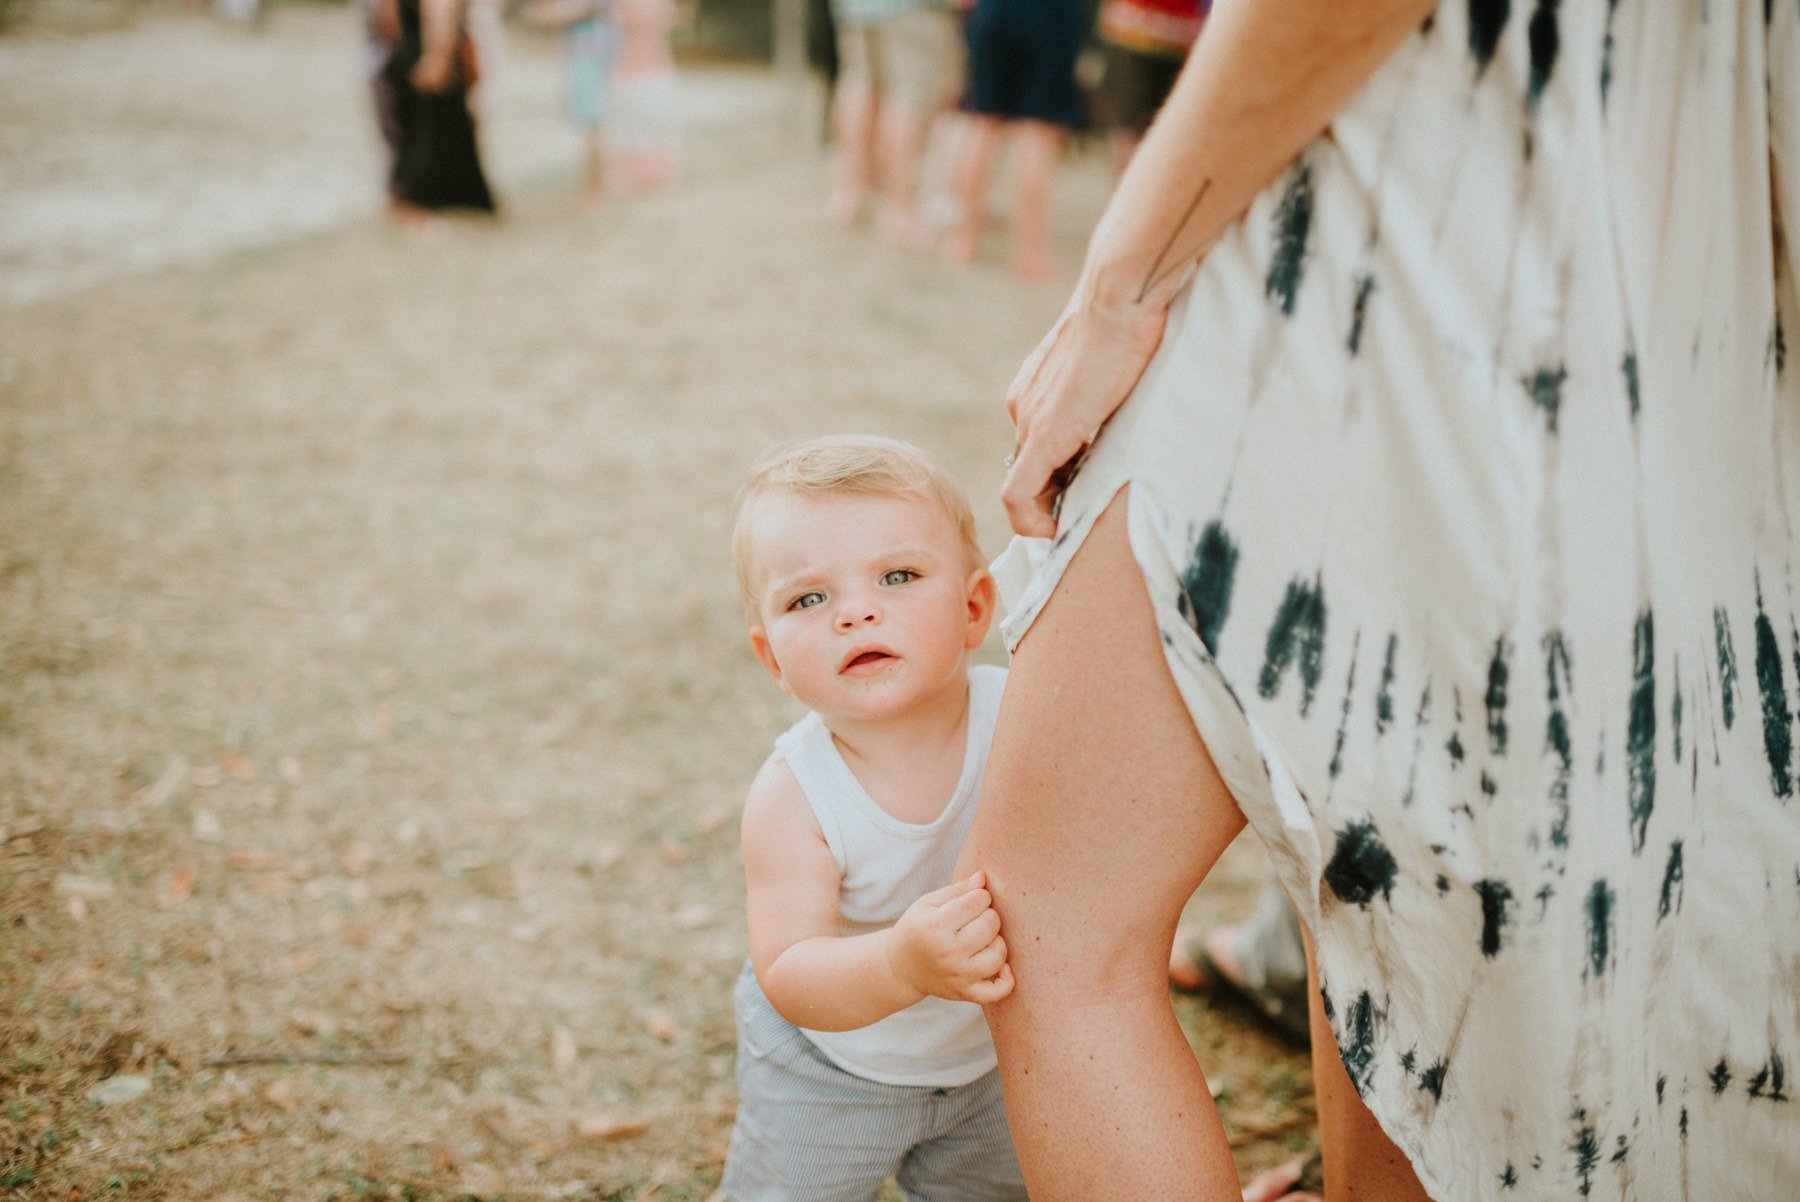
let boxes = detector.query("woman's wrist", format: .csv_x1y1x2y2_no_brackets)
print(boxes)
1071,254,1178,337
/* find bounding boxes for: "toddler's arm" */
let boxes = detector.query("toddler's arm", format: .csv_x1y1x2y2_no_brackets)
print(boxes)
742,758,1014,1032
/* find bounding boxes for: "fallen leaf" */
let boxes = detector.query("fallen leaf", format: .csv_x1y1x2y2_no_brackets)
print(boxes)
89,1075,151,1106
138,758,187,809
230,848,281,869
167,868,195,904
644,1012,677,1042
659,838,688,865
218,750,257,781
264,1077,298,1111
250,873,294,899
55,875,115,900
674,905,713,931
205,1076,249,1107
4,815,46,841
573,1114,651,1142
61,963,103,988
581,844,625,873
451,859,515,899
287,1009,338,1038
549,1026,578,1079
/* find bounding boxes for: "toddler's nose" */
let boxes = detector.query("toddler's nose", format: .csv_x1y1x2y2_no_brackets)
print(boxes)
835,598,880,629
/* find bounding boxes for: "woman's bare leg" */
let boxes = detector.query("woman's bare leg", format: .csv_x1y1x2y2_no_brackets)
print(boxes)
964,491,1434,1201
1300,928,1432,1201
958,493,1246,1201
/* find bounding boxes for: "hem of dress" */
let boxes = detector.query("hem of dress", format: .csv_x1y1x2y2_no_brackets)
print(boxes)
991,479,1449,1201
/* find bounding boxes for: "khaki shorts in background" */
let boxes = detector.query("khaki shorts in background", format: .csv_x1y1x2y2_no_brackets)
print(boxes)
835,6,965,116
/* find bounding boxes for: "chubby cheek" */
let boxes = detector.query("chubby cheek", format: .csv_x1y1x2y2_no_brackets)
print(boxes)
770,627,826,688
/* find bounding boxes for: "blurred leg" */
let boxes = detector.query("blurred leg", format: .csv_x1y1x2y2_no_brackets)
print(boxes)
826,75,875,223
578,130,604,208
942,116,1001,265
957,494,1246,1202
1008,120,1062,280
876,105,932,246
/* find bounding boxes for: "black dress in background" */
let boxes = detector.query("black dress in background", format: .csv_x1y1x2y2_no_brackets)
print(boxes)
382,0,496,213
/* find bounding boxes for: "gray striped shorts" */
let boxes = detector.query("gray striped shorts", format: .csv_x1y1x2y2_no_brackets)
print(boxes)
722,964,1028,1202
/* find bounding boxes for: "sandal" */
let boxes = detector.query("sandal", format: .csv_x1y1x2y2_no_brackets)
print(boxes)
1171,927,1313,1049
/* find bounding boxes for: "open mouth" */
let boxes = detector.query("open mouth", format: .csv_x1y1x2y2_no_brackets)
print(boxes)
842,650,897,673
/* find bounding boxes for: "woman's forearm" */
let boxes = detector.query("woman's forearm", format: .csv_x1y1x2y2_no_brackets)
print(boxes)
1082,0,1437,314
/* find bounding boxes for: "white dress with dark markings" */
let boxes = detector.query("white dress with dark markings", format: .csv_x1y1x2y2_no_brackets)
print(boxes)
999,3,1800,1197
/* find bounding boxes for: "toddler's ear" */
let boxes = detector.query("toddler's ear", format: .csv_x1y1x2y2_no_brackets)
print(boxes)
748,628,792,693
963,569,998,649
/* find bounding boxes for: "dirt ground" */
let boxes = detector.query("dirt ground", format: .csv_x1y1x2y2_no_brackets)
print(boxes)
0,3,1316,1198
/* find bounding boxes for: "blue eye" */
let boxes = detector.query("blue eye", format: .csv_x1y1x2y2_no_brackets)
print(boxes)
789,591,826,611
881,569,918,586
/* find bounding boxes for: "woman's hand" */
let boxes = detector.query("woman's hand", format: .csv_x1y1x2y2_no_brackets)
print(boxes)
1000,279,1169,538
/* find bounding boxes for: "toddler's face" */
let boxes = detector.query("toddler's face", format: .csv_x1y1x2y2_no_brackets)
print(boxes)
745,491,993,725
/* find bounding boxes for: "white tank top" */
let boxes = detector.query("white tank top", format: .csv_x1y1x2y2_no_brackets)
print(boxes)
771,663,1006,1087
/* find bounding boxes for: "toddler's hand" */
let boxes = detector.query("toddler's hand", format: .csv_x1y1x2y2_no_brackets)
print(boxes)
888,872,1014,1005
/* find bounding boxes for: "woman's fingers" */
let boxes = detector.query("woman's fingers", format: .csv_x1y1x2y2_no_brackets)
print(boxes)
1001,293,1169,537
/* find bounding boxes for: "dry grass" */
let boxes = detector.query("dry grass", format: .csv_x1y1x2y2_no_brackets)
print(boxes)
0,7,1314,1198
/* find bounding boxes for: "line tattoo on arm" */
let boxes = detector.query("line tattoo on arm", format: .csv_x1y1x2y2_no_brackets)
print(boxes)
1134,176,1215,304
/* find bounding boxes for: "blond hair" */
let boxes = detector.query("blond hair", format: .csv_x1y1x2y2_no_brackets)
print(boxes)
732,434,983,620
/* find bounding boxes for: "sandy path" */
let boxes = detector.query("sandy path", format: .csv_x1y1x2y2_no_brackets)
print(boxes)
0,3,781,307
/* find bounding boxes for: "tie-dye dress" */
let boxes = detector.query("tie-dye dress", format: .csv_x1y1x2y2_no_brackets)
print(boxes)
997,3,1800,1197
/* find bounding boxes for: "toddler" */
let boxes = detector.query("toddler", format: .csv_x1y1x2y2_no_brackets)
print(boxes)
723,435,1026,1201
611,0,681,192
525,0,618,206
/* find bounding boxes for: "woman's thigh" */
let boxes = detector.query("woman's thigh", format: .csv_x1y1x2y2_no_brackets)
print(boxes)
960,490,1245,991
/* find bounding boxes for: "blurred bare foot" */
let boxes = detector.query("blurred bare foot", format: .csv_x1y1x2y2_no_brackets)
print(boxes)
940,226,978,266
877,205,931,250
1169,923,1237,991
824,188,864,226
1242,1159,1322,1202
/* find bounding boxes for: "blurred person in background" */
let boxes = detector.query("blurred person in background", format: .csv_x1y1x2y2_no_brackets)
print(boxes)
825,0,965,246
940,0,1086,280
1094,0,1206,171
611,0,683,194
525,0,619,208
378,0,498,223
